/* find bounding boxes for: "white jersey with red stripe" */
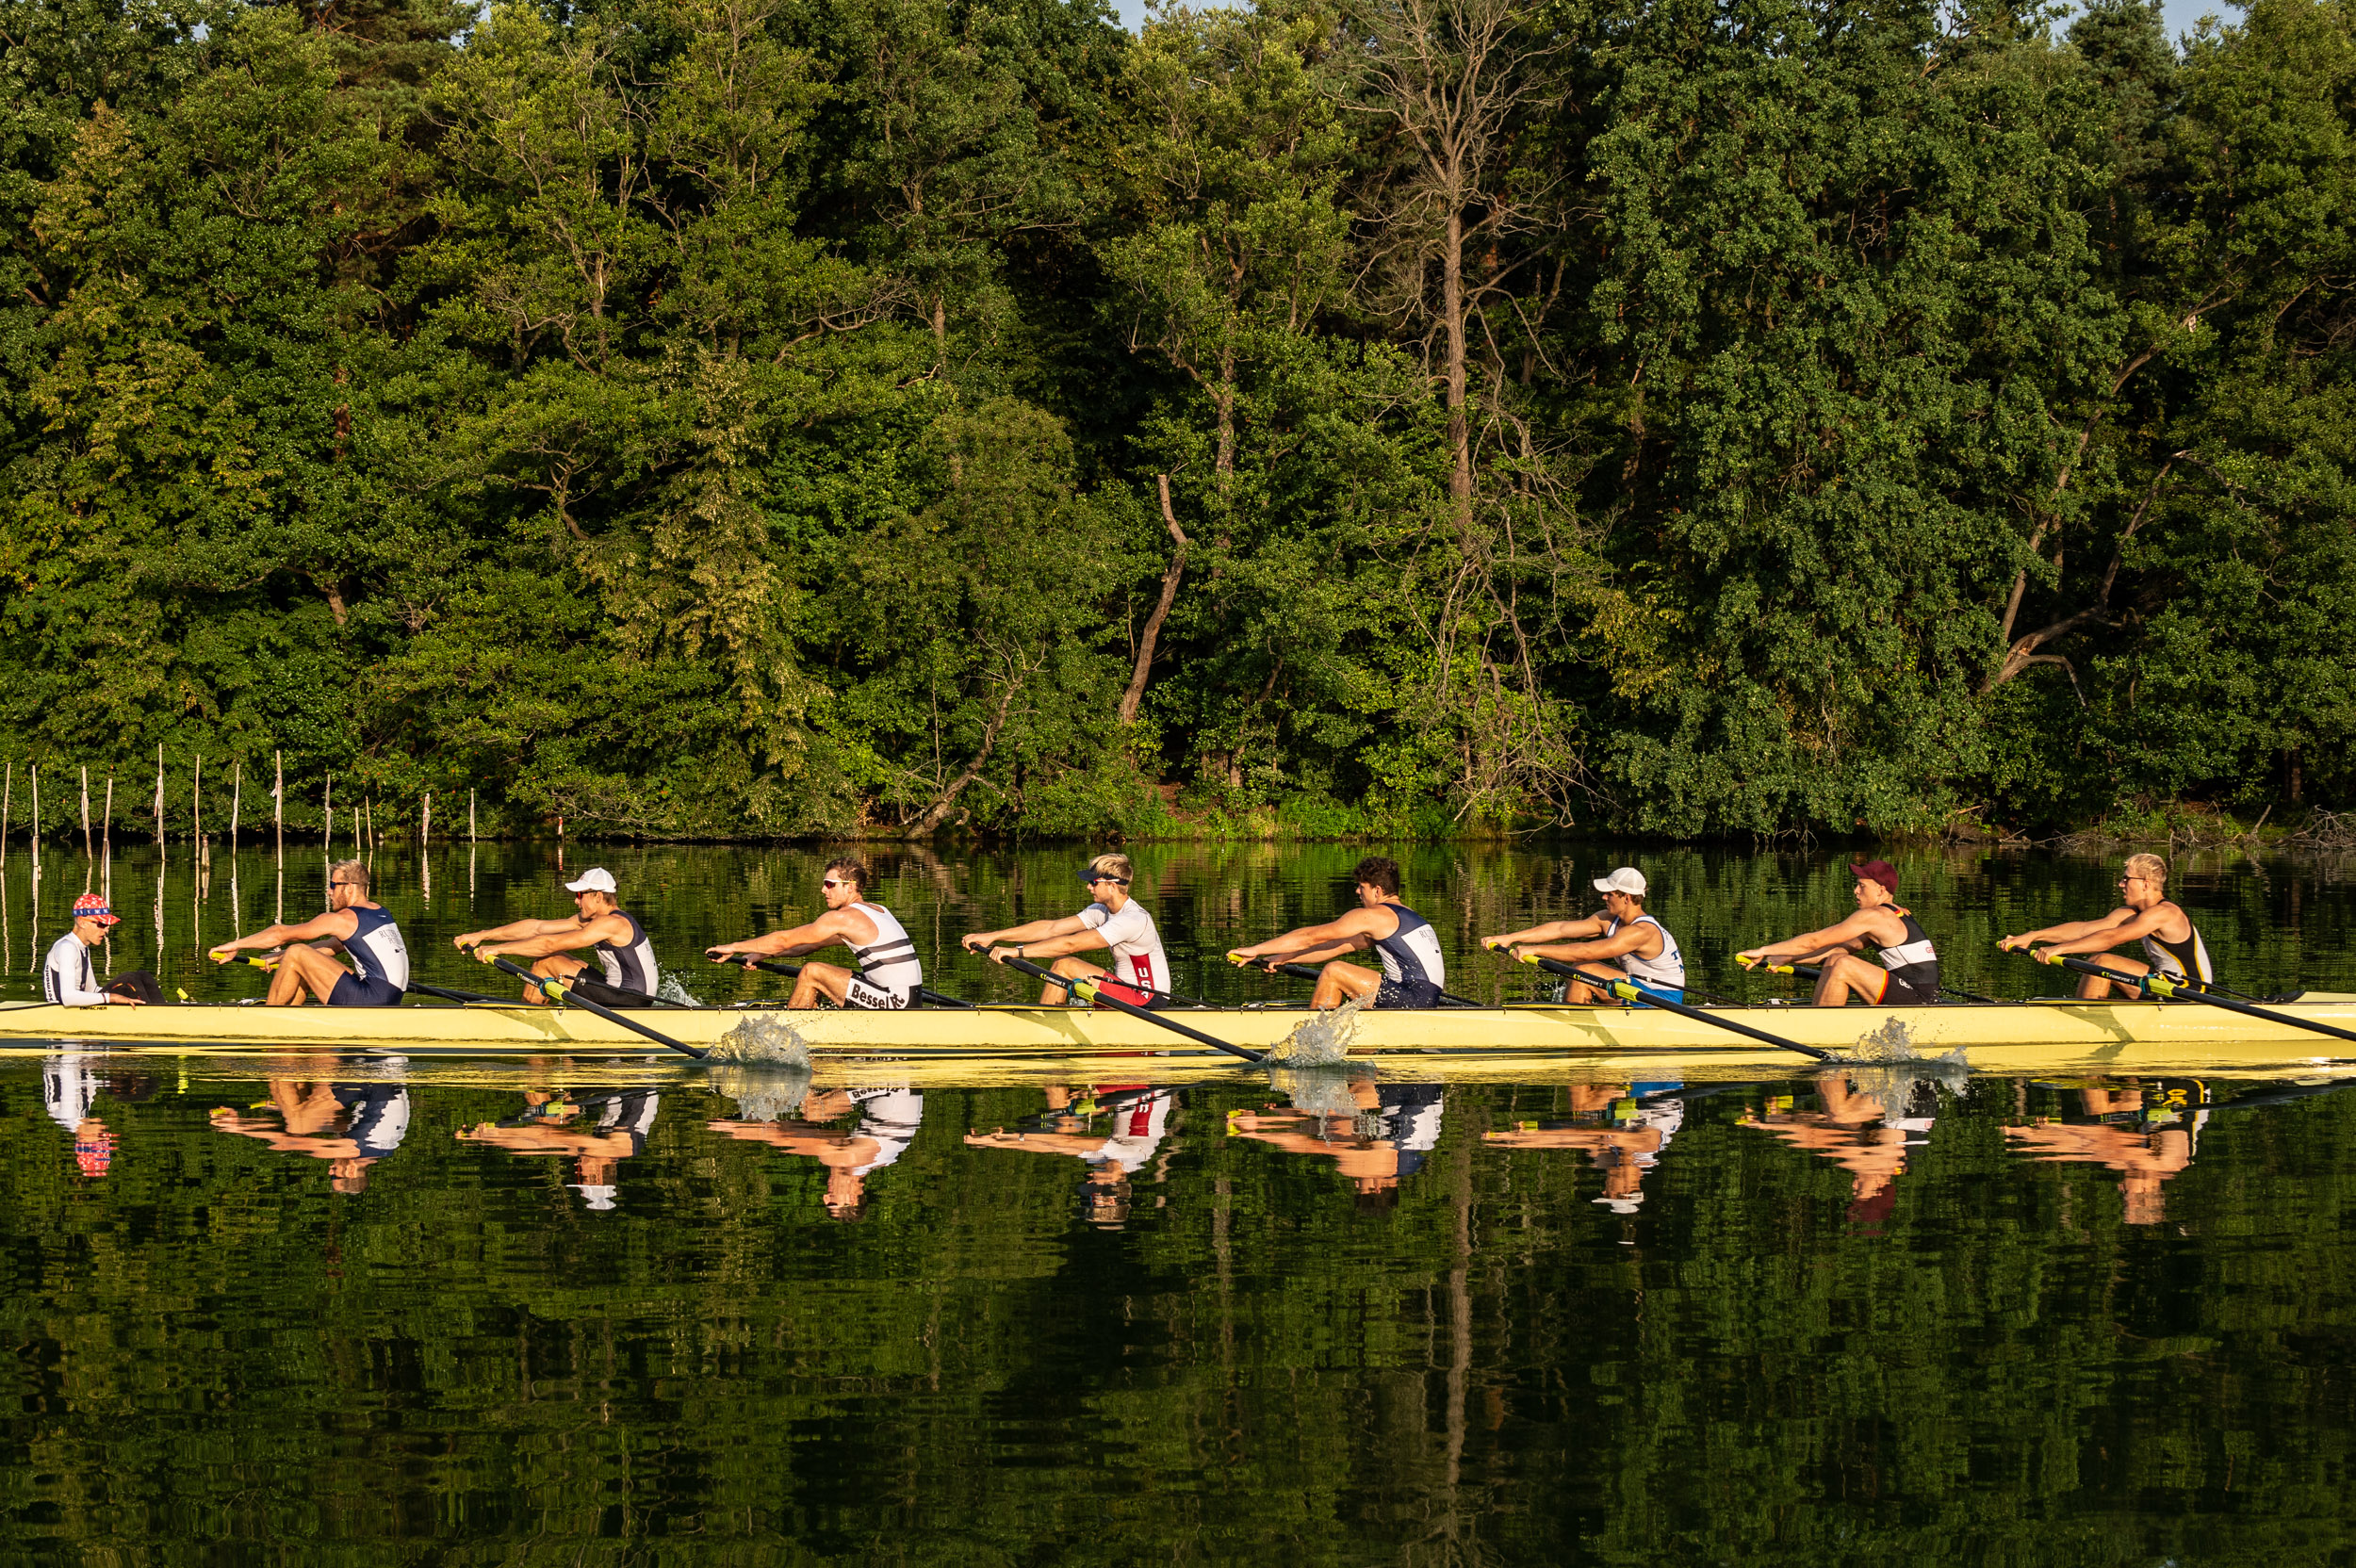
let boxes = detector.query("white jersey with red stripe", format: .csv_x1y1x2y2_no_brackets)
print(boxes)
1077,900,1169,997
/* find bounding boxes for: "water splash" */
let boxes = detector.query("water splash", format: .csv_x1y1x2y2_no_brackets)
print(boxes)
1832,1015,1967,1108
707,1012,813,1068
658,972,704,1008
707,1060,815,1121
1267,1063,1362,1116
1265,995,1366,1066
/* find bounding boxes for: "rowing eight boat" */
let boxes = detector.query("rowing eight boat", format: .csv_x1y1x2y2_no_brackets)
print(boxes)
5,994,2356,1074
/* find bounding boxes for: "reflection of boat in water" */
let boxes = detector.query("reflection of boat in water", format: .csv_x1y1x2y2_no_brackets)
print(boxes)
7,994,2356,1075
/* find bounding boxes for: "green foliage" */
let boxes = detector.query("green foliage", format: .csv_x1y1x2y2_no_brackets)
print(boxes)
0,0,2352,839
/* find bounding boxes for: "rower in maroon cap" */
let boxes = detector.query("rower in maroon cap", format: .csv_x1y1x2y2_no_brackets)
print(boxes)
1733,859,1943,1006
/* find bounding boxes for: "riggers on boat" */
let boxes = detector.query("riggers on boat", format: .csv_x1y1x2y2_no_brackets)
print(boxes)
3,995,2356,1074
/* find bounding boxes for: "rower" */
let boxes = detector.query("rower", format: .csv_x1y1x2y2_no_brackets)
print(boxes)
961,853,1170,1007
1227,854,1446,1009
1483,866,1685,1004
1735,858,1940,1005
207,860,410,1006
1999,852,2217,997
43,893,159,1006
456,867,663,1008
705,858,923,1009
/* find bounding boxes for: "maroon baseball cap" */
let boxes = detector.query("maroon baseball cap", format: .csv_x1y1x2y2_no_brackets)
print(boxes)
1849,859,1900,893
71,892,121,927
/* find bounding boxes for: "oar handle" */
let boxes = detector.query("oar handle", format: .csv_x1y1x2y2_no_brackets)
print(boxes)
995,952,1263,1064
1511,952,1833,1062
473,949,706,1060
736,956,975,1010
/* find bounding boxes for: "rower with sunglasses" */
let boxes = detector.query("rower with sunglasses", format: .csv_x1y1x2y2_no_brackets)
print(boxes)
961,853,1171,1008
706,858,925,1009
208,858,410,1006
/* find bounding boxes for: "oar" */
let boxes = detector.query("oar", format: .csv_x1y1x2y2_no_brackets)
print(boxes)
994,952,1264,1064
731,956,976,1010
2025,951,2356,1047
472,950,707,1060
1503,952,1834,1062
412,980,508,1005
1487,943,1751,1007
1253,959,1484,1009
1759,959,2002,1005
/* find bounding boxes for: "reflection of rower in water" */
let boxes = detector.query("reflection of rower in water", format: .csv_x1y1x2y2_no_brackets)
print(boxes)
1225,1081,1446,1202
961,1086,1178,1227
1740,1075,1938,1228
2006,1080,2208,1225
45,1052,120,1179
1227,856,1447,1010
708,1087,923,1221
705,858,924,1010
1998,853,2218,997
458,1087,662,1211
209,1081,412,1194
1483,867,1685,1005
1482,1084,1685,1212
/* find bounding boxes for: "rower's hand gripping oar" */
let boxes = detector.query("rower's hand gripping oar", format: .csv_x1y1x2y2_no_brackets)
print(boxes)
994,952,1265,1065
1500,951,1834,1062
467,946,708,1060
728,955,976,1010
2023,949,2356,1047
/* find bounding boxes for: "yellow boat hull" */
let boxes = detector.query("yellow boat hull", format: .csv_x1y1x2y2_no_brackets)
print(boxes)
3,995,2353,1076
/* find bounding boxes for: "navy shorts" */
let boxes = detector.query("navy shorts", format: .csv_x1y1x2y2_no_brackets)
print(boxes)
1373,977,1443,1009
327,972,404,1007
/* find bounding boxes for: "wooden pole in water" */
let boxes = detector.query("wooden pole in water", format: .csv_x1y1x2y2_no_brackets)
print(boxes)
469,788,477,841
1,760,10,860
273,750,284,849
79,767,90,860
193,752,203,845
102,775,113,883
230,762,240,850
29,764,40,868
422,792,432,848
324,773,333,849
153,744,164,841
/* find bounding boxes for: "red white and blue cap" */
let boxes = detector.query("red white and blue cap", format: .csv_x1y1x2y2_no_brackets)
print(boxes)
71,892,121,927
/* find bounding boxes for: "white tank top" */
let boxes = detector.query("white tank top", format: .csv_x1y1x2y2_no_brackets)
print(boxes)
1609,914,1685,988
1078,900,1169,994
849,903,923,996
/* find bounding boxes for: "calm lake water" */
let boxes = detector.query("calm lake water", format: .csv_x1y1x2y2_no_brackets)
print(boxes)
5,838,2356,1562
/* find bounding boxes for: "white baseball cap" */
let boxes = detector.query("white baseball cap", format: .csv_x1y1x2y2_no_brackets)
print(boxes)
1593,867,1647,897
570,1183,618,1212
564,868,618,894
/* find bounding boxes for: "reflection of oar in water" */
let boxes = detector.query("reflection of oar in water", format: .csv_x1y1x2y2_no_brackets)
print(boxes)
469,949,708,1061
1499,951,1834,1063
731,956,976,1010
1252,959,1484,1010
1757,958,2002,1005
995,952,1264,1065
2021,950,2356,1047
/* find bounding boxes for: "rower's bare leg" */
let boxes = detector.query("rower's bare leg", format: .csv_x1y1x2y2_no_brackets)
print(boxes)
2074,954,2149,1000
268,945,349,1006
1044,956,1107,1004
1315,961,1380,1009
526,955,587,1006
1567,978,1612,1004
790,961,853,1008
1811,955,1890,1007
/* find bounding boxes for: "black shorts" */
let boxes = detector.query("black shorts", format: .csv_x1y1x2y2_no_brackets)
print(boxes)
105,970,164,1005
1373,977,1444,1009
569,975,657,1010
328,972,405,1007
1881,972,1939,1006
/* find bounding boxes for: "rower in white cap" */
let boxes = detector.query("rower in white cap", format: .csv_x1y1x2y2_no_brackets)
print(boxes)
454,866,668,1009
1481,867,1687,1005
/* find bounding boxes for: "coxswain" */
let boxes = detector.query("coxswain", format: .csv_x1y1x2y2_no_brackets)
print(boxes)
961,852,1170,1006
1482,866,1685,1004
1735,858,1940,1005
1998,852,2217,996
1226,854,1446,1009
455,866,663,1008
705,858,924,1008
207,860,410,1006
43,893,159,1006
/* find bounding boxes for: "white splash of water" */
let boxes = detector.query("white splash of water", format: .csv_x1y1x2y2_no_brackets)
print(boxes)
658,972,704,1007
1266,994,1366,1066
708,1061,815,1121
708,1012,813,1067
1835,1015,1968,1108
1268,1063,1362,1116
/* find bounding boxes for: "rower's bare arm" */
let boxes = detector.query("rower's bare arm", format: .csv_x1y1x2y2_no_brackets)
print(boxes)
962,914,1088,955
712,908,871,963
2002,908,2135,952
1270,938,1368,968
1233,910,1381,964
211,909,355,961
998,927,1107,961
455,916,578,951
1483,916,1606,951
2037,903,2175,957
483,912,634,961
1524,923,1653,964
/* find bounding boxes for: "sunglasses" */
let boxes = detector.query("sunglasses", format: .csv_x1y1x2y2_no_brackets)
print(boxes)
822,878,851,890
1081,874,1130,887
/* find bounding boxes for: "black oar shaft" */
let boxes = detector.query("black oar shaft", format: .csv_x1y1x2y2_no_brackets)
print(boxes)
742,956,975,1010
2037,952,2356,1046
996,954,1263,1064
1264,960,1481,1009
412,981,506,1005
482,954,707,1060
1514,954,1833,1062
1768,960,2000,1006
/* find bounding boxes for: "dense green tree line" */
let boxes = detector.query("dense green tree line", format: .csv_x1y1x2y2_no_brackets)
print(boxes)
1,0,2350,839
